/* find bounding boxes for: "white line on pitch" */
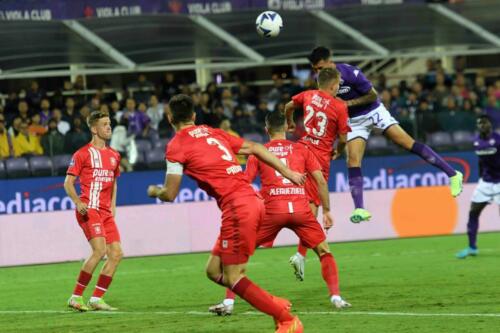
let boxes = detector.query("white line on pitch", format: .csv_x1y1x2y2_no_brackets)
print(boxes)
1,310,500,318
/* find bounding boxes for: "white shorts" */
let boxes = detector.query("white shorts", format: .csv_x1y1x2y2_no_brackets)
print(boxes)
347,104,399,141
472,179,500,205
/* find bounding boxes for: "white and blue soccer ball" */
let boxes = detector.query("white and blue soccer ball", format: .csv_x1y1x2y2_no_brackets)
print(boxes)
256,11,283,38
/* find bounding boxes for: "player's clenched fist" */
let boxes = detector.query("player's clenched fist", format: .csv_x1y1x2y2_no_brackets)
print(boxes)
147,185,161,198
323,211,333,231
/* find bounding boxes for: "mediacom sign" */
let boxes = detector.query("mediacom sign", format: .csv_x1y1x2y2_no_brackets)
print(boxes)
0,151,478,215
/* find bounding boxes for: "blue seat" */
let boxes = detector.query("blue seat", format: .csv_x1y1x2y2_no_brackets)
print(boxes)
30,156,53,177
6,157,30,178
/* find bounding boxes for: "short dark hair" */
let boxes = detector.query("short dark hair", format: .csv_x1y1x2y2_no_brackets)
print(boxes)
265,111,285,133
317,68,340,88
477,114,492,123
168,94,194,124
308,46,331,65
87,110,109,128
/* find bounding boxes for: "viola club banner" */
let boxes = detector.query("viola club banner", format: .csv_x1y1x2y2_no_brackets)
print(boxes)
0,151,478,215
0,0,426,20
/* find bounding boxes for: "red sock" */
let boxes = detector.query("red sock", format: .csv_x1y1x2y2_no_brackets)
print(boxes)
297,242,308,257
92,274,113,298
73,270,92,296
320,253,340,296
231,277,293,322
225,289,236,300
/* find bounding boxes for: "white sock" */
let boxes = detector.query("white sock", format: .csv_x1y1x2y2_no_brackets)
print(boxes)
295,253,304,260
71,294,81,298
223,298,235,306
90,296,101,303
331,295,342,303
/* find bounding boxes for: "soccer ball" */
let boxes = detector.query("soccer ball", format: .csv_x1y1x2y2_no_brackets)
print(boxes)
256,11,283,38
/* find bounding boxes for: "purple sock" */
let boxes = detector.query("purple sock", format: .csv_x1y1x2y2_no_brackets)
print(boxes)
410,142,456,177
348,167,364,209
467,211,479,250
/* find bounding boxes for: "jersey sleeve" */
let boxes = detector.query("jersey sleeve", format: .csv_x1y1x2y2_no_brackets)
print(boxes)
165,138,186,165
245,155,259,183
213,128,244,154
336,102,351,134
304,148,322,174
351,66,373,95
114,151,121,178
292,91,306,107
67,151,84,176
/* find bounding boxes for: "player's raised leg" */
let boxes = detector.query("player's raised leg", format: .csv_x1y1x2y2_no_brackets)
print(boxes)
457,203,487,259
346,137,372,223
384,124,463,197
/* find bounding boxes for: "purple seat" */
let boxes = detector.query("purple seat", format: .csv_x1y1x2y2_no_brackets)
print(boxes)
0,160,5,179
145,148,165,170
452,131,474,145
427,131,453,148
135,139,153,153
153,138,169,150
29,156,53,177
132,151,148,171
52,154,72,176
6,157,30,178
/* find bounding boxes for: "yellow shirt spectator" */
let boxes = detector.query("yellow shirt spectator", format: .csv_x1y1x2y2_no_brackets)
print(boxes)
0,131,13,159
13,122,43,157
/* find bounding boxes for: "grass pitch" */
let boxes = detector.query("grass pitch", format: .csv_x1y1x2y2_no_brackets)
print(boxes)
1,233,499,333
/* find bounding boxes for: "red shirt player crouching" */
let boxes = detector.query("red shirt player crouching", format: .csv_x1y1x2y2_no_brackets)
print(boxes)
65,111,123,312
147,94,305,333
285,68,350,280
208,111,351,316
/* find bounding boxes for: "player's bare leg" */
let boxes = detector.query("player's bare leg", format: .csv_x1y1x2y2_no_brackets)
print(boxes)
68,237,107,312
346,138,372,223
384,124,463,197
312,241,351,309
290,203,318,281
88,241,123,311
206,255,235,315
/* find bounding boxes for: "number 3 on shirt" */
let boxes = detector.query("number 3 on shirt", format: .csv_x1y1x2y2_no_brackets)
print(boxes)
207,137,233,161
304,105,327,137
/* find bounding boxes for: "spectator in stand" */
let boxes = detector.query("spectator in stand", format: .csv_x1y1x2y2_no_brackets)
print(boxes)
4,92,19,119
17,100,31,124
432,72,450,109
41,118,65,157
220,88,237,119
28,114,47,137
191,92,206,125
157,104,173,138
26,80,45,109
89,95,101,112
206,104,226,128
13,121,43,157
52,108,71,135
39,98,52,126
100,104,117,128
267,75,285,110
160,72,180,101
65,117,90,154
484,94,500,129
254,101,270,131
116,98,135,123
0,114,14,159
63,97,77,123
473,75,488,102
8,117,22,137
110,118,137,172
79,105,91,132
147,95,163,132
128,102,150,139
128,74,155,103
219,118,247,165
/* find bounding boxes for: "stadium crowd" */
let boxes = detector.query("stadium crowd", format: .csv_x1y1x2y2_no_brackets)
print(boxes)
0,61,499,174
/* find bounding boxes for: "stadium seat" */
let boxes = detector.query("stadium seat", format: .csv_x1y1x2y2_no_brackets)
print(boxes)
153,138,169,149
135,139,153,153
452,131,474,149
366,135,393,156
5,157,30,179
145,148,165,170
0,160,6,179
243,132,265,143
133,151,148,171
52,154,72,176
427,131,453,151
29,156,53,177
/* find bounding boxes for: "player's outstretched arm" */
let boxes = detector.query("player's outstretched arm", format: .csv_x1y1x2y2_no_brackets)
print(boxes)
310,170,333,230
284,101,297,132
64,175,87,215
147,174,182,202
238,140,306,185
111,181,117,217
332,134,347,160
346,87,378,108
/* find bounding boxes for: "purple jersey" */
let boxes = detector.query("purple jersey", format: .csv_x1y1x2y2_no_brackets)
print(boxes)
474,132,500,183
335,63,380,118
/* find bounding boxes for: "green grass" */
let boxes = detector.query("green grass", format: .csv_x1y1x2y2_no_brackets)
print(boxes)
1,233,500,333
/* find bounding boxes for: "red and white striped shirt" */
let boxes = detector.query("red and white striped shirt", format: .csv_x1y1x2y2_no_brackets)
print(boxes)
67,143,121,212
